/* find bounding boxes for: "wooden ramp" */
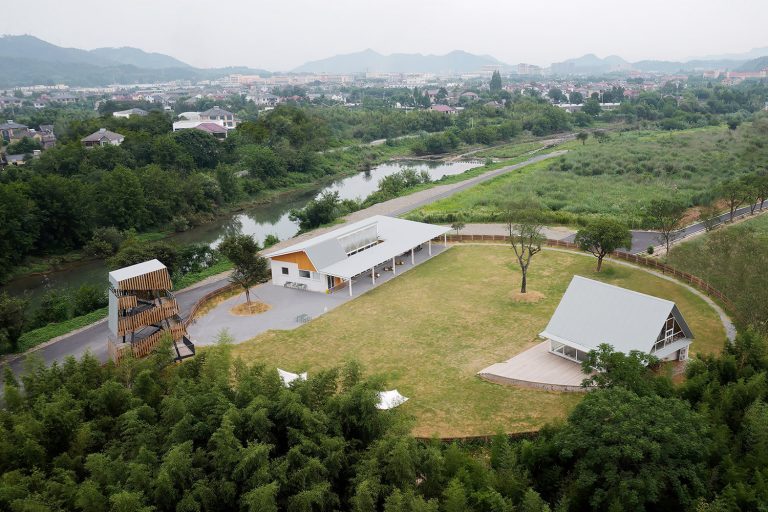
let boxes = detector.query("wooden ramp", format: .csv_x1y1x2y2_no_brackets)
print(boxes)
478,341,591,393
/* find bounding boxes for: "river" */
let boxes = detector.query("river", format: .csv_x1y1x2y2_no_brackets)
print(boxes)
2,159,480,308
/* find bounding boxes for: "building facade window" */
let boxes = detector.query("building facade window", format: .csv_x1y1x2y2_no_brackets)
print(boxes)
299,270,311,278
281,267,289,275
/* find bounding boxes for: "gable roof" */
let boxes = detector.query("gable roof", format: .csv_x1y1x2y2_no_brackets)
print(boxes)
0,121,28,129
201,106,233,117
265,215,451,280
81,128,124,142
540,276,694,354
114,108,148,116
194,122,228,134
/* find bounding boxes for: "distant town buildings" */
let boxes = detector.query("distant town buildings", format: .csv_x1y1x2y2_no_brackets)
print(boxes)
81,128,125,148
113,108,148,118
0,120,30,143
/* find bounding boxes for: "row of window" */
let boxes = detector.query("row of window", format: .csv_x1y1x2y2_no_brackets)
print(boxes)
281,267,311,279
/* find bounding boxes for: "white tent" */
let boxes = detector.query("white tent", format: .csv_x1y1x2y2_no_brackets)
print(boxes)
277,368,307,387
376,390,409,410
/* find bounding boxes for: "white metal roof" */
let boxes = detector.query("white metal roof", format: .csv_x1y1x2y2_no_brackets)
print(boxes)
265,215,450,279
108,259,166,285
540,276,694,354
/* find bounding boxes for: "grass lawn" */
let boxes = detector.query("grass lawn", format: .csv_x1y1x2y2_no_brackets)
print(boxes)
230,245,726,437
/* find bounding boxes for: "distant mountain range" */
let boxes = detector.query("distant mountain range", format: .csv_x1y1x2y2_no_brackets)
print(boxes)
2,35,768,88
0,35,270,88
293,49,505,74
551,51,768,75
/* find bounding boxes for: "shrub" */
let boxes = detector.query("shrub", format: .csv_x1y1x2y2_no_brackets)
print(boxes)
84,227,125,257
34,289,72,327
73,284,108,317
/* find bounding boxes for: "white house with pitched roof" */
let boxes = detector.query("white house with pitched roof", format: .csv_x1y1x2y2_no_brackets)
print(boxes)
264,215,450,296
540,276,694,363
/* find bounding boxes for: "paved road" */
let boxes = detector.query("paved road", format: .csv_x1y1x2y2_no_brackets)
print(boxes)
562,202,767,254
2,150,567,376
2,277,226,375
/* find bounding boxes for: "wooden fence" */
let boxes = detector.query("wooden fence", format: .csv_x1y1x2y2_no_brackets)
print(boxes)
438,234,736,313
414,430,540,444
183,283,239,328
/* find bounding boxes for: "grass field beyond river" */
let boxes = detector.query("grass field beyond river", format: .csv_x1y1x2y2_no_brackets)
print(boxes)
231,246,726,437
409,123,768,227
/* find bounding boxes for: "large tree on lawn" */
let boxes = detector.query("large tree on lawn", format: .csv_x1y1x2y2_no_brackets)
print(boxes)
504,202,545,293
575,218,632,271
218,234,269,304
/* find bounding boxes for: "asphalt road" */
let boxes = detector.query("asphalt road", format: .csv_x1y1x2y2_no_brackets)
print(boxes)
2,278,226,376
562,202,766,254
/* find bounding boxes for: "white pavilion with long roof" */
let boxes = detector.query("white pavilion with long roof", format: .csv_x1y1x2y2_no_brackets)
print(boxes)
264,215,451,296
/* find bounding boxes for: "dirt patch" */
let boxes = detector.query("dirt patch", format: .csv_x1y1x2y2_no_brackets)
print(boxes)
230,301,271,316
510,290,545,303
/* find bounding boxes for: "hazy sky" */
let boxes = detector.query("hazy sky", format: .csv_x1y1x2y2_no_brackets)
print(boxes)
2,0,767,70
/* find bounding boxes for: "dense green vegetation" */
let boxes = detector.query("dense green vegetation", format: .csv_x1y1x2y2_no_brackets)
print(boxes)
4,327,768,510
668,213,768,332
410,118,768,227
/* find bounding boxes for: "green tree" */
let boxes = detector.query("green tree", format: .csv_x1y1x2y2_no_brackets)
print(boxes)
451,221,465,236
548,88,565,103
548,387,709,511
0,183,38,280
574,218,631,271
0,292,28,352
172,129,221,169
73,284,108,316
569,91,584,104
504,202,545,293
5,136,42,155
95,166,148,230
490,70,503,93
108,239,180,275
218,234,269,304
643,198,687,254
582,98,602,117
580,344,668,396
718,179,748,222
289,190,348,231
576,132,589,145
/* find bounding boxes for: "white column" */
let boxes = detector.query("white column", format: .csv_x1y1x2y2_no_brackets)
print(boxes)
371,268,375,284
444,233,447,246
411,248,415,265
348,278,353,297
428,240,432,255
392,257,396,275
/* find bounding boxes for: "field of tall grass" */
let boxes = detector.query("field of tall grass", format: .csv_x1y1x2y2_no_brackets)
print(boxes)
408,121,768,228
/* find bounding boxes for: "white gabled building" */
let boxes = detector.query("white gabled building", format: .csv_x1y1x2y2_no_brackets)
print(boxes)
540,276,694,363
264,215,451,296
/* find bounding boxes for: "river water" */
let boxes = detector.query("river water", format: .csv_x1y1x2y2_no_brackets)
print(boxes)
3,159,479,308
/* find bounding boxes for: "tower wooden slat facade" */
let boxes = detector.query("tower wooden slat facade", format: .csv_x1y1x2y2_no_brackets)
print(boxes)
107,259,194,363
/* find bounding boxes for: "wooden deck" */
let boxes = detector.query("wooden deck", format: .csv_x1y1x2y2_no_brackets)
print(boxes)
478,341,591,393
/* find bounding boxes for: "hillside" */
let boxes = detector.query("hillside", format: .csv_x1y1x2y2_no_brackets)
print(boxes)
90,46,192,69
550,53,632,74
293,49,506,74
739,56,768,71
0,35,269,87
